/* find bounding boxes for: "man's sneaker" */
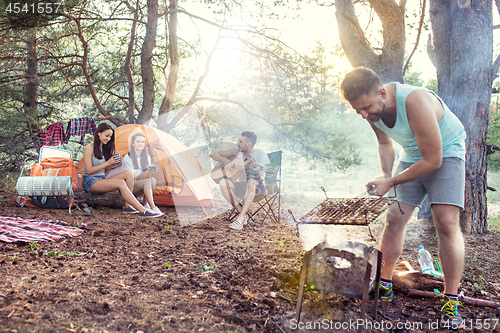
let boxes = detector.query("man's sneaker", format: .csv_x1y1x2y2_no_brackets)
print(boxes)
152,206,164,216
440,295,464,329
138,209,162,218
369,282,393,302
228,220,244,230
123,206,139,214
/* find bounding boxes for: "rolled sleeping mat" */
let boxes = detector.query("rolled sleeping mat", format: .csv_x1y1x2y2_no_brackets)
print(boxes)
16,176,73,196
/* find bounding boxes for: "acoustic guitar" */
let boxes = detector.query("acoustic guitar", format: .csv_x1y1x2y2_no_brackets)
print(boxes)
211,154,260,184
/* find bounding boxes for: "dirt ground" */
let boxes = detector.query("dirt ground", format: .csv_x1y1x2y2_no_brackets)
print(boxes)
1,184,499,333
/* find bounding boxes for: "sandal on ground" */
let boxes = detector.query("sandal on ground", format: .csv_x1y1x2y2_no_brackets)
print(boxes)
228,220,244,230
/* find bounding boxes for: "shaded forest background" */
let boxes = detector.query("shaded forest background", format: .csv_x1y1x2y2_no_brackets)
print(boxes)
0,0,431,169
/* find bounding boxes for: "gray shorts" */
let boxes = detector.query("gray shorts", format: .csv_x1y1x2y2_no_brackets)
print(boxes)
234,180,266,197
390,157,465,209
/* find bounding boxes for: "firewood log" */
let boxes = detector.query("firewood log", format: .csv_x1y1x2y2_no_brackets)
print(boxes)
405,289,500,309
392,270,444,292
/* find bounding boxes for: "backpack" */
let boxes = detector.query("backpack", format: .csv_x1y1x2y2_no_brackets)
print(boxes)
30,157,79,190
14,195,80,211
14,157,83,213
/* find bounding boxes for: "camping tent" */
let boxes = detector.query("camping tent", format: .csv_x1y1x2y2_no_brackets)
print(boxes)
77,124,214,207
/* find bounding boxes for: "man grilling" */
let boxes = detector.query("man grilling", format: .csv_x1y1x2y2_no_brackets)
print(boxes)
340,67,466,329
210,131,270,230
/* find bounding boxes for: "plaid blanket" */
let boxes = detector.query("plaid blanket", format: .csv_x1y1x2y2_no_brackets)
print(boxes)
0,215,84,243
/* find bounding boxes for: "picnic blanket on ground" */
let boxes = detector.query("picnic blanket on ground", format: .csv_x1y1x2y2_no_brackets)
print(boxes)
0,215,85,243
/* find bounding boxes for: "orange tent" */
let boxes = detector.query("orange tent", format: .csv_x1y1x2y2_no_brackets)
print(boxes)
77,124,214,207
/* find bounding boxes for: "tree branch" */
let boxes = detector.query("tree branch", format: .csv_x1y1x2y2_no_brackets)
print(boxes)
161,33,221,132
68,13,121,126
403,0,426,76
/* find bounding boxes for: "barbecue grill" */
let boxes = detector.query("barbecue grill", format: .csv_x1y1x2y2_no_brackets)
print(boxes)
298,191,392,226
292,188,396,328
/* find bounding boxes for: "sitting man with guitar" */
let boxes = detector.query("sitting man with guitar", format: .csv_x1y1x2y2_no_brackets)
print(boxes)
210,131,270,230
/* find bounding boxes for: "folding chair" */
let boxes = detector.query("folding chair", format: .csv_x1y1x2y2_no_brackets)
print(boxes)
230,151,282,224
19,146,73,178
39,146,72,163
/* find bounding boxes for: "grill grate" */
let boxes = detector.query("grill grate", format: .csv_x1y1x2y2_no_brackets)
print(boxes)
299,193,391,225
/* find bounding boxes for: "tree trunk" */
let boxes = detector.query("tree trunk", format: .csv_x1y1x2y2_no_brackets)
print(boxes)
25,28,39,147
125,0,139,124
335,0,406,82
137,0,159,124
158,0,179,127
74,190,125,209
429,0,492,233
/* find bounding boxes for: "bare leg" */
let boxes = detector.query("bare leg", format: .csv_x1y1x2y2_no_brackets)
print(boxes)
378,201,415,280
89,178,146,213
107,170,136,209
234,179,259,223
134,177,157,208
432,204,464,295
219,179,242,212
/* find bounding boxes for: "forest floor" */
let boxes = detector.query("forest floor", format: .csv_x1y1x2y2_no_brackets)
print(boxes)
0,184,499,333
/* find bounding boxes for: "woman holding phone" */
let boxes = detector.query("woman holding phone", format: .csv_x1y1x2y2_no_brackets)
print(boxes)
120,132,163,216
82,123,161,217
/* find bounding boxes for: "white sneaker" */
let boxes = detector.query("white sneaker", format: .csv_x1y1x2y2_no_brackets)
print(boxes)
242,215,249,225
144,203,151,209
152,206,164,216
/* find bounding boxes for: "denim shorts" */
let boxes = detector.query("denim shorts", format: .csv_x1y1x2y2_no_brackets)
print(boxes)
82,175,106,193
389,157,465,209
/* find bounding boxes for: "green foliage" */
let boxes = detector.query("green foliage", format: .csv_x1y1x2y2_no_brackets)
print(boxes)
403,69,438,94
403,71,424,87
487,112,500,170
425,79,438,94
0,0,364,173
26,241,41,255
43,251,82,257
191,262,215,272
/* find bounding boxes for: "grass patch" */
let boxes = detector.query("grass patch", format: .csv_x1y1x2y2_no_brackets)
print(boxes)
488,217,500,231
0,172,18,186
487,171,500,202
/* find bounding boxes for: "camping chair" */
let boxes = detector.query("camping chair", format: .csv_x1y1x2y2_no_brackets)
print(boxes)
20,146,73,178
230,151,282,224
39,146,72,163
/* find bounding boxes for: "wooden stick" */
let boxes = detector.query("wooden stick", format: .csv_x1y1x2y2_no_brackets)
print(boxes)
405,288,500,309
